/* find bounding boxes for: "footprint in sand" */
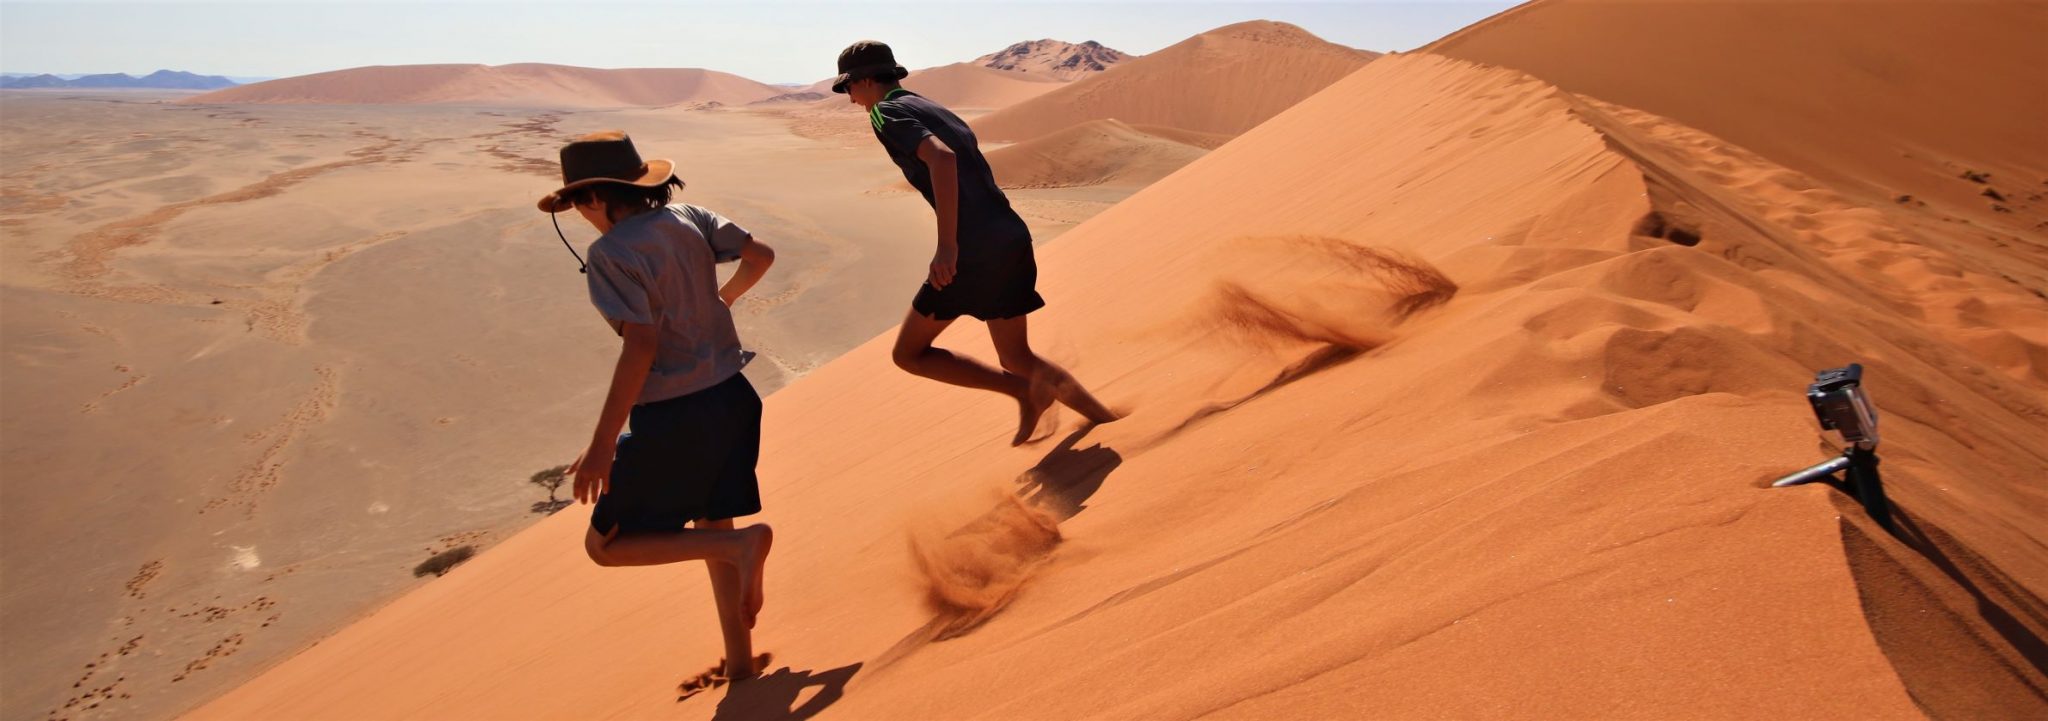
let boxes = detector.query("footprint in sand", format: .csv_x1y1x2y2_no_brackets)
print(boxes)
202,365,339,517
170,633,245,683
124,560,162,599
50,635,145,717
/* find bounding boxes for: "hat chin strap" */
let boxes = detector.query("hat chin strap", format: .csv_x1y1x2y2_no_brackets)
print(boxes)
551,211,588,273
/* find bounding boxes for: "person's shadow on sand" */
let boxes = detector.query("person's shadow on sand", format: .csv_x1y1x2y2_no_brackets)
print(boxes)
711,662,863,721
1018,425,1122,520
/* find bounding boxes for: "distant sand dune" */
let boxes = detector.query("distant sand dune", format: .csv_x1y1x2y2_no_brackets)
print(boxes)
901,62,1066,110
985,119,1207,190
973,20,1379,143
181,64,785,107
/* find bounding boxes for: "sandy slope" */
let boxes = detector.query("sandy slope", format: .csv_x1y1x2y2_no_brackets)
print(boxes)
182,30,2047,721
1424,0,2048,265
179,64,786,107
985,119,1207,189
972,20,1379,143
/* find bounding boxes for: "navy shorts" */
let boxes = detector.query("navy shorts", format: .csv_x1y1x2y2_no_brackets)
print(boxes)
590,372,763,535
912,240,1046,321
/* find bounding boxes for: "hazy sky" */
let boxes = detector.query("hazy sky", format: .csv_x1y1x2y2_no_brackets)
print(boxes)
0,1,1515,84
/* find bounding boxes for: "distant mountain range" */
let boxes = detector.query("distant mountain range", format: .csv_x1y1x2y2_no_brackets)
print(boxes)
0,70,241,89
975,39,1131,81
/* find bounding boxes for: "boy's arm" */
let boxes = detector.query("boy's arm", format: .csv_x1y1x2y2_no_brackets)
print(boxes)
570,320,659,504
718,237,775,306
916,135,960,289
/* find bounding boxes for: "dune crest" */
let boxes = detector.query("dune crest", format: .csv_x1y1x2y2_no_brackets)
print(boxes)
1425,0,2048,242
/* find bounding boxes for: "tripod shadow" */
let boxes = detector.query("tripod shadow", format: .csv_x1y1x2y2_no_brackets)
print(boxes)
711,662,863,721
1017,424,1123,520
1887,510,2048,675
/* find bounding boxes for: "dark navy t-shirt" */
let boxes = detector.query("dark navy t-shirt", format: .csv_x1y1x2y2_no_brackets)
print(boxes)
871,89,1032,259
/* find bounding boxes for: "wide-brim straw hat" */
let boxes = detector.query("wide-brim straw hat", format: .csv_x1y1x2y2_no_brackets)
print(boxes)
536,130,679,213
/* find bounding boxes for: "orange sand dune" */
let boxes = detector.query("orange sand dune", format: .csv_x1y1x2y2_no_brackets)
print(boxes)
1426,0,2048,259
985,118,1207,189
181,64,785,107
972,20,1379,142
185,35,2047,721
1125,124,1234,150
903,62,1066,110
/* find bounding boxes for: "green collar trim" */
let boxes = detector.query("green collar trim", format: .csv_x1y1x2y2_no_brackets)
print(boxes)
869,88,912,131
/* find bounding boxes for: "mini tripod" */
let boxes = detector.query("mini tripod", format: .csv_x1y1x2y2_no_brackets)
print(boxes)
1772,364,1892,532
1773,443,1892,532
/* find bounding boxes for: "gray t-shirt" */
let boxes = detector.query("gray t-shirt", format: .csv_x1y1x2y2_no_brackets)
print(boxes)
584,203,751,404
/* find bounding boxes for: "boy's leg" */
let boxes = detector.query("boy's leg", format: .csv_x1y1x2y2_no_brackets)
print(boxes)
585,523,772,679
693,518,768,678
988,315,1121,436
694,518,769,629
892,308,1027,398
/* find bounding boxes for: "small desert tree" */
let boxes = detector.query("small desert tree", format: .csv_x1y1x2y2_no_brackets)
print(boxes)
530,465,569,503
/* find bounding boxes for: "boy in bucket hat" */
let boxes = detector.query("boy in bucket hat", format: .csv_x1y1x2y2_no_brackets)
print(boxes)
834,40,1120,445
540,130,777,681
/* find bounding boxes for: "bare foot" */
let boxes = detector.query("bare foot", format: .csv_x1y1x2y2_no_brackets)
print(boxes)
1053,376,1122,425
1012,376,1056,446
1084,404,1125,425
723,651,773,683
684,652,774,699
739,524,772,629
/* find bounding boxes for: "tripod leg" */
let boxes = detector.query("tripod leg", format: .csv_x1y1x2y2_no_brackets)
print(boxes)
1772,454,1852,487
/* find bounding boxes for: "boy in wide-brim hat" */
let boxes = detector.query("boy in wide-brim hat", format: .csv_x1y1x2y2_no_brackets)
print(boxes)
833,40,1120,445
541,130,777,681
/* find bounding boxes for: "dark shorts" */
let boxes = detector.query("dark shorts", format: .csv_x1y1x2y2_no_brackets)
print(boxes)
590,372,763,535
912,240,1046,321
